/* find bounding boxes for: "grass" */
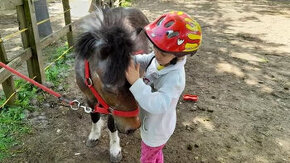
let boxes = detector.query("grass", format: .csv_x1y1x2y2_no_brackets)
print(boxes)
45,44,72,87
0,81,36,160
0,42,73,161
121,0,134,7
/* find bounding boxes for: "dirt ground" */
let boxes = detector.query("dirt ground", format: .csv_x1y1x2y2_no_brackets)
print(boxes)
1,0,290,162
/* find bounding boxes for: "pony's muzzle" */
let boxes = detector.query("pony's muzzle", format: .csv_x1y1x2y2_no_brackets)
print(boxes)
114,116,141,134
125,129,136,135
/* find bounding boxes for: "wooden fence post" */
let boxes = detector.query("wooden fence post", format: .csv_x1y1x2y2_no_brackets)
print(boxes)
0,35,16,104
62,0,74,48
17,5,30,54
23,0,44,83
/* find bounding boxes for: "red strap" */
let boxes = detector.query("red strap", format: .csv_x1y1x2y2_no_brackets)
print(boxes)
0,62,61,98
112,108,139,117
88,84,110,109
85,60,110,109
94,105,110,114
84,60,139,117
84,60,90,86
94,105,139,117
85,60,90,79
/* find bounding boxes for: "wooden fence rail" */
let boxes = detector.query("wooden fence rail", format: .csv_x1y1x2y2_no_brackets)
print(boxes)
0,0,76,105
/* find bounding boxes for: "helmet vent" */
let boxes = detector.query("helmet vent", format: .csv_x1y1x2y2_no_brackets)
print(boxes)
166,30,179,38
165,21,174,28
157,16,165,26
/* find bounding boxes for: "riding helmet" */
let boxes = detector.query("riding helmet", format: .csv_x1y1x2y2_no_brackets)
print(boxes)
144,11,202,57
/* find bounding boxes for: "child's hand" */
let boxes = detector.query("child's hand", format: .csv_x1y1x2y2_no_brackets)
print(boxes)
126,59,140,85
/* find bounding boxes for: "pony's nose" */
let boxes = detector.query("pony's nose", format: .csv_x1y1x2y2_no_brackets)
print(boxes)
126,129,136,135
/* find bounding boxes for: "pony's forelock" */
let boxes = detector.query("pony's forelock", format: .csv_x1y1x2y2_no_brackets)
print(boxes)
80,8,104,32
102,25,133,85
75,8,134,86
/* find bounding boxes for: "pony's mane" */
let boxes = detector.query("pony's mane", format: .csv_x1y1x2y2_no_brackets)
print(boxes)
75,8,134,86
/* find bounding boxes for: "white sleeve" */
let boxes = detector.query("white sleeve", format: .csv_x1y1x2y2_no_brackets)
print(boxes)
133,52,155,70
129,72,185,114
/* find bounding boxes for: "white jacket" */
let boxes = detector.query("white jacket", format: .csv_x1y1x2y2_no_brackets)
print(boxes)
130,52,186,147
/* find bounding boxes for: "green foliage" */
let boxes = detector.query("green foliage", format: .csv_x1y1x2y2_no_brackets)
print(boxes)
121,0,133,7
0,82,34,160
0,43,73,161
0,107,30,153
14,80,38,108
45,45,72,86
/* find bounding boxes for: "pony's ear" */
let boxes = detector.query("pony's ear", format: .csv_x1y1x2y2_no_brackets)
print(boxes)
131,27,143,41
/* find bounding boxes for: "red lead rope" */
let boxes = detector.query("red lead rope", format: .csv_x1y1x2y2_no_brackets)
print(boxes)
0,61,139,117
0,62,85,111
0,62,61,98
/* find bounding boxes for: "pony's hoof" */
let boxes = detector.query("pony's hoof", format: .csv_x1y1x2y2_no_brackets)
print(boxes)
86,139,98,147
110,151,122,163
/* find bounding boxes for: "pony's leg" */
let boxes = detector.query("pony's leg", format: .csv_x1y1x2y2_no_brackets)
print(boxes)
108,115,122,162
86,112,104,147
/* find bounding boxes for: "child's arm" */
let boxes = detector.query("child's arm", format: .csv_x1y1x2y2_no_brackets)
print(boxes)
129,73,185,114
126,60,185,114
132,52,154,70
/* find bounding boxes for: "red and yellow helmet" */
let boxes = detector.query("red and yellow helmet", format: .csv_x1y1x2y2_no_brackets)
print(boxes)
144,11,202,56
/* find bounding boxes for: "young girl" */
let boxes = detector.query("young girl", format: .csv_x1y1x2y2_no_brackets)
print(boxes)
126,11,202,163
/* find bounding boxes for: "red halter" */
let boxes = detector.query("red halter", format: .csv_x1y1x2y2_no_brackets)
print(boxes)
84,60,139,117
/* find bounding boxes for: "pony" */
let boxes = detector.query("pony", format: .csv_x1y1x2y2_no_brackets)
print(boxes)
74,7,149,162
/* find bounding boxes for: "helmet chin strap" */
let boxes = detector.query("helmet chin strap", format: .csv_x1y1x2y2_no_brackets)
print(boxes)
169,57,178,65
156,57,177,70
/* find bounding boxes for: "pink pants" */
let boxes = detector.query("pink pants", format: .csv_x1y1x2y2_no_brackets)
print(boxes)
141,141,165,163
